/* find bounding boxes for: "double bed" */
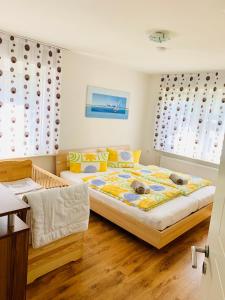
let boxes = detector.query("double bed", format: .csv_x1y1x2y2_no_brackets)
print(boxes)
56,145,215,249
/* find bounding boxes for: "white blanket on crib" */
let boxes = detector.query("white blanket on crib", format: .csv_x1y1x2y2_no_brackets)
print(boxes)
23,184,89,248
0,178,42,195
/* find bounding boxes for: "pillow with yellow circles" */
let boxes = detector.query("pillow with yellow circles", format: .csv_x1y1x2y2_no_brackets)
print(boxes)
107,148,141,168
69,151,109,173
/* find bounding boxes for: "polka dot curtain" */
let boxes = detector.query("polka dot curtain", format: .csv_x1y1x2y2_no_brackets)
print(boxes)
0,32,61,158
154,72,225,164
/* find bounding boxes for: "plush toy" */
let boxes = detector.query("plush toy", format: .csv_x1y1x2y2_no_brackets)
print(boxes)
169,173,188,185
131,180,150,194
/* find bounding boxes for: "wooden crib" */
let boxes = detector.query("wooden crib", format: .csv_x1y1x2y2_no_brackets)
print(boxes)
0,160,85,284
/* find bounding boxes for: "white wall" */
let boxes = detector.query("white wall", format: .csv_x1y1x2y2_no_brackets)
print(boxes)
25,51,151,172
141,74,161,165
60,51,150,154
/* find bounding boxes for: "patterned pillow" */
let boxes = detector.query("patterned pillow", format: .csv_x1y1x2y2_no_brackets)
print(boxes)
107,148,141,168
69,152,109,173
132,149,142,164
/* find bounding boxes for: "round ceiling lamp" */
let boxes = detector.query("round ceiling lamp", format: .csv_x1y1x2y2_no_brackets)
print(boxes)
148,30,171,44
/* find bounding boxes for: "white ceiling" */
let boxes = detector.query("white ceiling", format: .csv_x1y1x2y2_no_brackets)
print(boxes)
1,0,225,73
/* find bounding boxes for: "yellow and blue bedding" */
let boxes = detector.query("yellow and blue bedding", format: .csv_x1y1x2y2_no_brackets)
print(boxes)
124,165,211,196
82,164,211,211
83,171,181,211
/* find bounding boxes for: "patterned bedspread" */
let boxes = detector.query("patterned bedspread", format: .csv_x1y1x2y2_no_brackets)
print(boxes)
83,172,181,211
124,165,211,195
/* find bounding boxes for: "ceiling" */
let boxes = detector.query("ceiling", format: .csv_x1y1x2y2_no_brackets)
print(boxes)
1,0,225,73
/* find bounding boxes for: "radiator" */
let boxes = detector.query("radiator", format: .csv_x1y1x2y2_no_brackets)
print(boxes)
160,155,218,183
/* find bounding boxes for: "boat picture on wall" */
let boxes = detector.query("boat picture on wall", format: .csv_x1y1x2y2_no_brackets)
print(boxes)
86,86,129,119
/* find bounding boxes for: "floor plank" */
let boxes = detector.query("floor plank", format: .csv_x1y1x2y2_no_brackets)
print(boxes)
27,212,209,300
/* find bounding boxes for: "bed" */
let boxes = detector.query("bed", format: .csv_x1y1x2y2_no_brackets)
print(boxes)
56,145,215,249
0,160,86,284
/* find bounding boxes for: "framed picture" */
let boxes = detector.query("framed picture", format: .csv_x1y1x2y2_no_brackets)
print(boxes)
86,86,129,119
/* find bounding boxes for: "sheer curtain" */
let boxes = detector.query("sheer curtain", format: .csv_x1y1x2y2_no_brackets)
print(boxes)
0,32,61,158
154,72,225,164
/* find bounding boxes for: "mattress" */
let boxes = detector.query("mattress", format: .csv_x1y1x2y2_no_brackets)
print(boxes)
60,169,215,231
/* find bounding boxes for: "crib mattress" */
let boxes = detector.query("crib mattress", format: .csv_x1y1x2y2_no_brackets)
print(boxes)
60,169,215,231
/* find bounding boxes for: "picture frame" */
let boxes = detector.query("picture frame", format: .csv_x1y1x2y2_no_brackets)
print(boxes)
86,86,129,119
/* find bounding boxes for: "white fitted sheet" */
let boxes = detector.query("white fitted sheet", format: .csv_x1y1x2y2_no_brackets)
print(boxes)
60,169,215,231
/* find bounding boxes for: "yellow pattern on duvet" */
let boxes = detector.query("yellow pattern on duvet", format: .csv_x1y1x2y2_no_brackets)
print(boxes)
83,172,181,211
124,165,211,195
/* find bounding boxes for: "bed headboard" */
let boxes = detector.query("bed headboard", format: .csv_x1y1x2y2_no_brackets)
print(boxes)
55,145,130,176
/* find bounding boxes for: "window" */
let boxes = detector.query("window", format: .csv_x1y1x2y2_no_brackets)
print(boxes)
0,32,61,158
154,72,225,164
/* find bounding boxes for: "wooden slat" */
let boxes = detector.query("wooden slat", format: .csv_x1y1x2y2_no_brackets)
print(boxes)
32,164,69,188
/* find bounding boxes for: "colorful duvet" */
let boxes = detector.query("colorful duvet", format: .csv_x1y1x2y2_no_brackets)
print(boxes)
83,172,181,211
124,165,211,195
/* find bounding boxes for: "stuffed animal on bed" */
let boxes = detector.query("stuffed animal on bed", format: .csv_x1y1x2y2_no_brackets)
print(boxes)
169,173,189,185
131,180,150,194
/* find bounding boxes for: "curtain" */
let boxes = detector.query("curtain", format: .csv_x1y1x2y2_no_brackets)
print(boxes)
154,71,225,164
0,32,61,158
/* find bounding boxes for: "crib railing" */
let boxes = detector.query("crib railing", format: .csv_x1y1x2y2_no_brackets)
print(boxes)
32,165,69,188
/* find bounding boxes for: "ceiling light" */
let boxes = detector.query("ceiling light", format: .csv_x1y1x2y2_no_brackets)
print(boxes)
148,30,171,44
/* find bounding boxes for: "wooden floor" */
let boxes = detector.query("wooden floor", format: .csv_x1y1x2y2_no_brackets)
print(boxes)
27,212,210,300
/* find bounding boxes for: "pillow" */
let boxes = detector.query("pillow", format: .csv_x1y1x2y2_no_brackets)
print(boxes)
69,151,109,173
133,149,142,164
107,148,141,168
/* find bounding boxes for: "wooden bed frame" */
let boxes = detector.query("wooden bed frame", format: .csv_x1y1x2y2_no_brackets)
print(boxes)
56,145,213,249
0,160,84,284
